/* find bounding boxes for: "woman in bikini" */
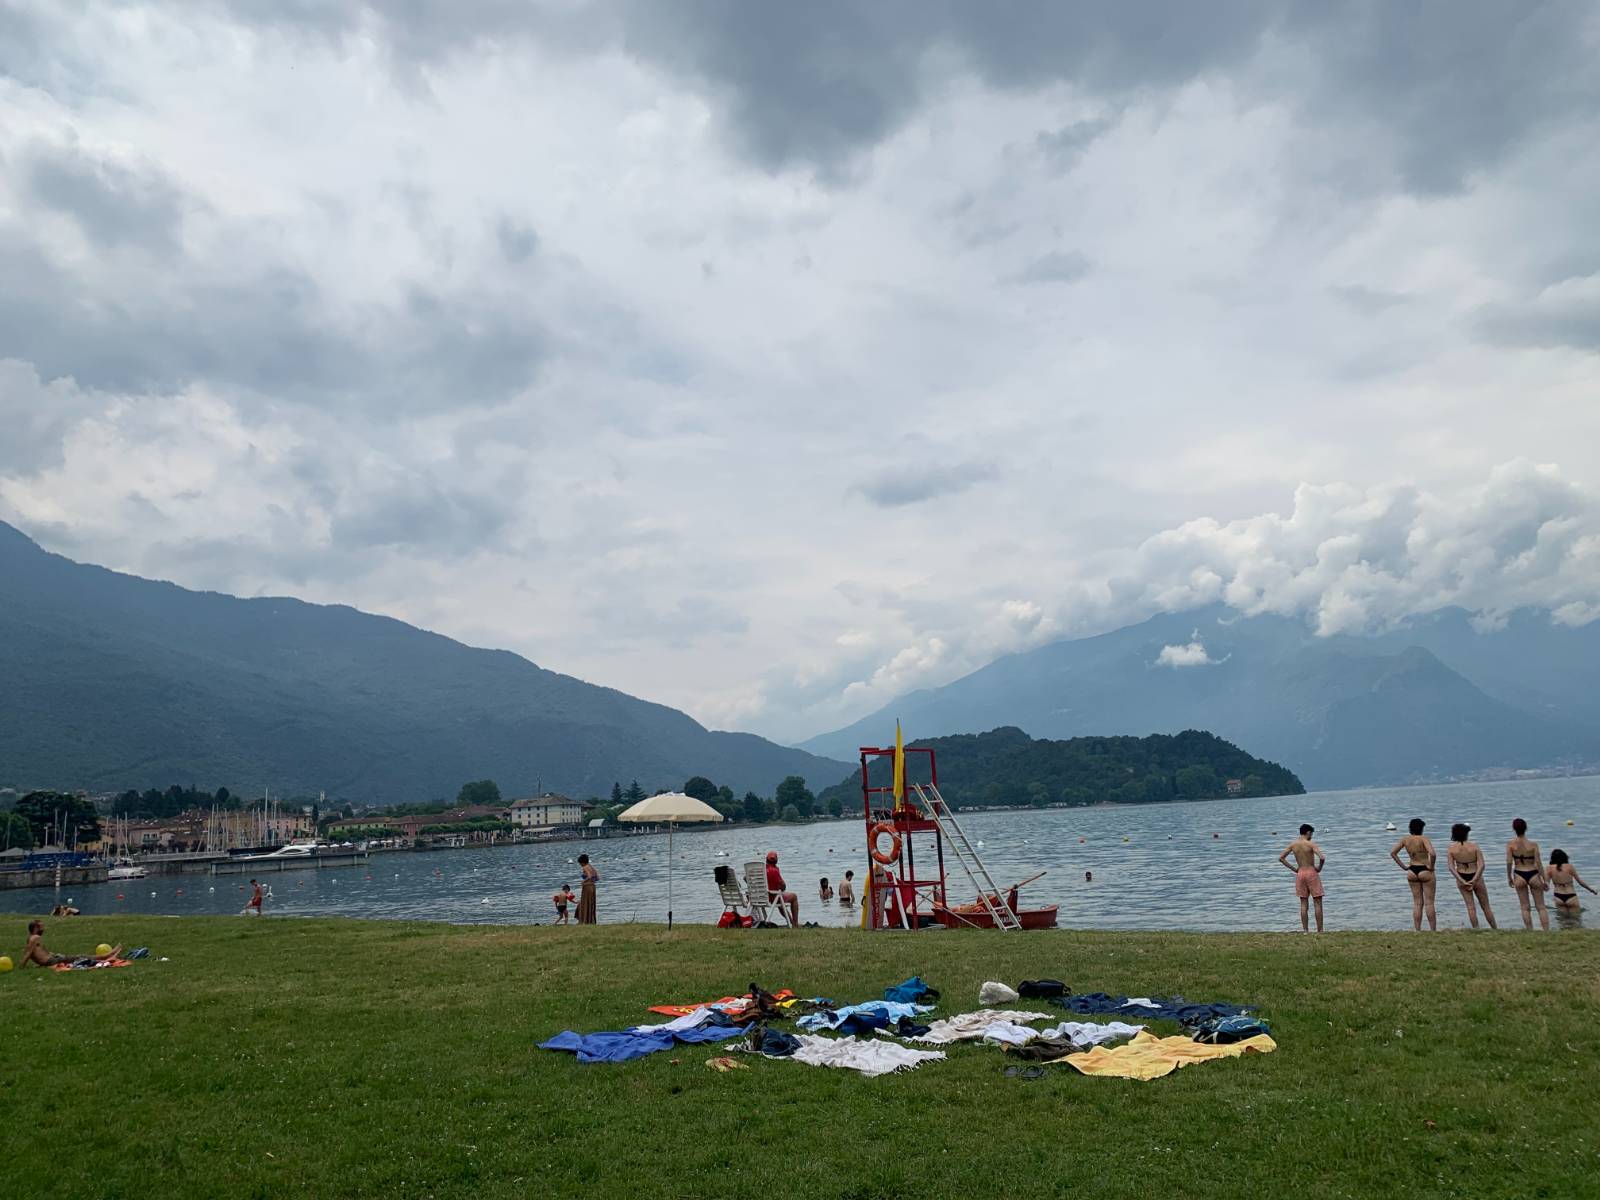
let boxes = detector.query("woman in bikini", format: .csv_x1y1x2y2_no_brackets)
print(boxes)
1505,817,1548,931
1446,823,1497,930
1545,849,1596,915
1388,817,1437,931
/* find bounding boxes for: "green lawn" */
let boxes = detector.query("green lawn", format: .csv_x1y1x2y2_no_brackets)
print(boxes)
3,918,1597,1199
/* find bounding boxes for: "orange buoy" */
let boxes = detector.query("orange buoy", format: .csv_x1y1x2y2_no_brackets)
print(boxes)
869,822,902,864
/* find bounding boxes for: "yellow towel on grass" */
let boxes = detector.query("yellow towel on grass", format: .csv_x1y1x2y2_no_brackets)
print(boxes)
1059,1030,1277,1081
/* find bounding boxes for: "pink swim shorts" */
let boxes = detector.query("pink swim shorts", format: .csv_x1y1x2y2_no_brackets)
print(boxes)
1295,867,1324,899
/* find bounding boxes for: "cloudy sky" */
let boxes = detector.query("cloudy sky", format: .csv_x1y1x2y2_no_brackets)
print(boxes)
4,2,1600,744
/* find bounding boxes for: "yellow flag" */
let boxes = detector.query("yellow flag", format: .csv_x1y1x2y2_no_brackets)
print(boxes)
893,719,905,809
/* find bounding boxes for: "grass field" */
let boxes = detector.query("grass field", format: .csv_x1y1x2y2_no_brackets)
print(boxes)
4,917,1597,1199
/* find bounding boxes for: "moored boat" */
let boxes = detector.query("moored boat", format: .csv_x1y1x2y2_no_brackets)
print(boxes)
933,901,1058,930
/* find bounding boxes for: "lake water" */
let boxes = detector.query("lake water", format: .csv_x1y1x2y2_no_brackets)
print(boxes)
5,777,1596,932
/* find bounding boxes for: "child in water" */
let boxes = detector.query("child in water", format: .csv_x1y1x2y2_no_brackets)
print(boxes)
552,883,576,924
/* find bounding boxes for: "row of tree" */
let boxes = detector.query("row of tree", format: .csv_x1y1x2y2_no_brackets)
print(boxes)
814,727,1305,812
2,791,103,850
112,785,240,819
584,775,841,826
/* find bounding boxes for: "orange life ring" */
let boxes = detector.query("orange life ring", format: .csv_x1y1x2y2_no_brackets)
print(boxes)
870,822,901,864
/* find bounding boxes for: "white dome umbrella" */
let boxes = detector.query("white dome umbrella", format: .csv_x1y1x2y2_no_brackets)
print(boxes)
617,793,725,928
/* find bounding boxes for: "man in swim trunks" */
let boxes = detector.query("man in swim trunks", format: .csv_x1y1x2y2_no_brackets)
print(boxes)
22,920,121,967
247,879,264,916
1278,824,1326,933
837,870,855,906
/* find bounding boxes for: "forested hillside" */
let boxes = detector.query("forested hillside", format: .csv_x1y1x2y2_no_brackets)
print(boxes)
816,726,1304,812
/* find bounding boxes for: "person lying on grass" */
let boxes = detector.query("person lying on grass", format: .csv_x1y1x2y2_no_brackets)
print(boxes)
21,920,122,968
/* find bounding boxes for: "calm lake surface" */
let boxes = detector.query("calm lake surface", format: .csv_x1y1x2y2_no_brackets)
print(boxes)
6,777,1597,932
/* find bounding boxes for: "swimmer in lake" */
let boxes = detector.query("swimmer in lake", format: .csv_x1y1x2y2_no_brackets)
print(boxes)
1389,818,1437,931
837,870,855,906
1446,823,1497,930
1545,849,1595,915
1506,818,1548,931
1278,824,1326,933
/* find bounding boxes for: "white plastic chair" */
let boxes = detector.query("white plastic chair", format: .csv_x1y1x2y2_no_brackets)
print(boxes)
744,861,794,927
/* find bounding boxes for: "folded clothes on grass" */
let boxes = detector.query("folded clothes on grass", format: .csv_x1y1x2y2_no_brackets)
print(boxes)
1000,1020,1145,1061
1192,1015,1272,1044
746,1025,803,1057
796,1001,933,1033
907,1009,1053,1045
541,1009,744,1064
49,947,149,972
883,976,940,1005
1058,1030,1277,1080
1049,993,1255,1025
646,988,799,1020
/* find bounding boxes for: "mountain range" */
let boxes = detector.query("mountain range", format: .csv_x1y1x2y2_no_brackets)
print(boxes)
0,521,847,801
802,606,1600,789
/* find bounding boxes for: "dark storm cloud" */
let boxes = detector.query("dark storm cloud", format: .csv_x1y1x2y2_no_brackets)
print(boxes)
329,474,514,553
1033,117,1117,171
1474,276,1600,353
190,2,1599,192
21,140,186,253
495,216,540,264
1009,250,1092,286
0,223,547,412
855,461,999,509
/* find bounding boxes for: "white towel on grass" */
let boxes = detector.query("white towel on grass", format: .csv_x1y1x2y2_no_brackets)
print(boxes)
908,1009,1054,1045
788,1035,946,1077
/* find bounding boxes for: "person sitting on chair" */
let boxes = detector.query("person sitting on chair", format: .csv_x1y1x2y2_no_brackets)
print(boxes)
765,852,799,925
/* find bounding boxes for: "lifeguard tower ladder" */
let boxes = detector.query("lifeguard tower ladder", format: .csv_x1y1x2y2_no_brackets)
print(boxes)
859,744,1022,931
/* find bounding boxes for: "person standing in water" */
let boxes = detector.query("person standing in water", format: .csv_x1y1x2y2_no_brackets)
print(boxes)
576,854,599,925
1389,818,1437,931
246,879,264,916
837,870,855,906
1277,824,1326,933
1506,818,1548,931
1446,823,1497,930
1545,849,1596,915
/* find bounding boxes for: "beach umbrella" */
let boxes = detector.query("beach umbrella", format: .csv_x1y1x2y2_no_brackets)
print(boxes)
617,793,725,929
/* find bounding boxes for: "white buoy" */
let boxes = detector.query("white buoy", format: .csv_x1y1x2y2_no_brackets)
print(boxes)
1385,822,1397,832
481,898,489,904
208,886,215,892
976,840,984,848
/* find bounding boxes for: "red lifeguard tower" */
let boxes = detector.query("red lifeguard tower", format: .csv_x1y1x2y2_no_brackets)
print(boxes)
858,739,1025,931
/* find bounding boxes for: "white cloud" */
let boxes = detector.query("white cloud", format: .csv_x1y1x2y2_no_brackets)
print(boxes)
1,4,1598,747
1155,635,1221,668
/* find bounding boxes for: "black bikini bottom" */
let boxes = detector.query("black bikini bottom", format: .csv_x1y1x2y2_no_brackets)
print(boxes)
1515,869,1540,882
1457,871,1477,884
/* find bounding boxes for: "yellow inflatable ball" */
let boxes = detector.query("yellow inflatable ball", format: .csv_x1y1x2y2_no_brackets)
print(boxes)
95,943,113,958
0,955,13,972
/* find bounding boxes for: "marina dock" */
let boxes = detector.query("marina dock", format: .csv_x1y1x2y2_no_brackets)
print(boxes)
210,851,370,876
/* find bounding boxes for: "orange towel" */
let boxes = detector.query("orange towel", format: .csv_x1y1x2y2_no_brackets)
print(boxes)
1060,1030,1277,1080
647,989,795,1018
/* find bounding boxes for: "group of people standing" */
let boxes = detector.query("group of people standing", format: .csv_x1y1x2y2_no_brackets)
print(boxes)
1281,817,1594,932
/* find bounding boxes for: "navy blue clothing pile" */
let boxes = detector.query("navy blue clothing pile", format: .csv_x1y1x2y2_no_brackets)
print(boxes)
1049,993,1255,1026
